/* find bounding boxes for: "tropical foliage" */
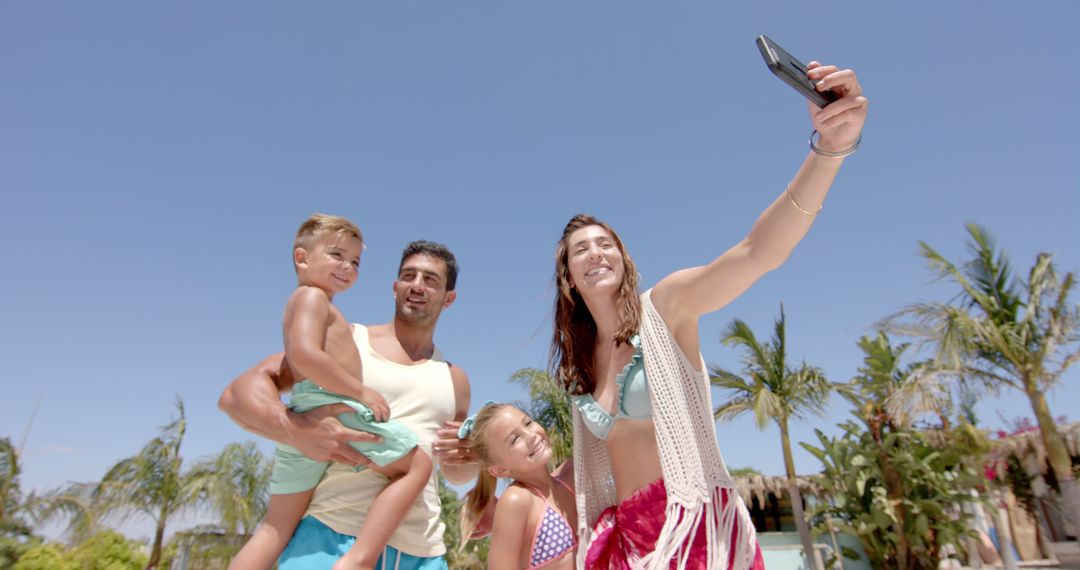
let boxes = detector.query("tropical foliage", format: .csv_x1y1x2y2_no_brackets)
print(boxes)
1,436,38,568
801,331,983,569
28,481,104,545
13,529,147,570
887,223,1080,528
23,399,273,569
1,437,22,528
86,400,201,569
803,423,981,569
439,474,488,569
186,441,272,537
711,304,832,570
10,542,66,570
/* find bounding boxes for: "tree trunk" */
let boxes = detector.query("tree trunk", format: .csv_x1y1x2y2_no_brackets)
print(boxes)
781,421,822,570
147,515,167,569
1025,382,1080,534
877,434,909,569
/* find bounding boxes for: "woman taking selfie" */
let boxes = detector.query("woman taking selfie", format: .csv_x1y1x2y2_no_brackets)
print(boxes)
551,60,867,569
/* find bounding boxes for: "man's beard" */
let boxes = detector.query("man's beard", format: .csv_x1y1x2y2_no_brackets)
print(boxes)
397,302,437,326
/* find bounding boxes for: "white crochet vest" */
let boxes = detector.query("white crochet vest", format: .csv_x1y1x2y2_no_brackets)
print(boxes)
572,290,759,569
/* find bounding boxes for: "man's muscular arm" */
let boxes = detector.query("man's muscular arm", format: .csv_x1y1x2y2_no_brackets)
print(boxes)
434,364,480,485
218,352,378,466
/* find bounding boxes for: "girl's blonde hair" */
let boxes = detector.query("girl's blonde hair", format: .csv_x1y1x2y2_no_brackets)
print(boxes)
458,403,512,547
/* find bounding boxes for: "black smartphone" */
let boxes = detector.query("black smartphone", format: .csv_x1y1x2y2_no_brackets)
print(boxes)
755,35,837,108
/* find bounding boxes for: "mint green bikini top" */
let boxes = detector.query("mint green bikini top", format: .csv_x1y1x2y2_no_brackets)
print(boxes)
571,335,652,440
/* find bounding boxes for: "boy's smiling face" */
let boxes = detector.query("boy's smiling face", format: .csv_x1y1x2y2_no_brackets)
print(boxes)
295,232,363,296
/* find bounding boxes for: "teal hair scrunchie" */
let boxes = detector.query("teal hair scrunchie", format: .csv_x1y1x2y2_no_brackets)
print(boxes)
457,400,498,439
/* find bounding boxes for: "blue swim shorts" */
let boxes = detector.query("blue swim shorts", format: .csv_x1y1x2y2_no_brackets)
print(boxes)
279,516,447,570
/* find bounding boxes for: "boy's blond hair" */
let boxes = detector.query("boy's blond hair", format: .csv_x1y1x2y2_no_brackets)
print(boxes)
292,214,364,271
294,213,364,251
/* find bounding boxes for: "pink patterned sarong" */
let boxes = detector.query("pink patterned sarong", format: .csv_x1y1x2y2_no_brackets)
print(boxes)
584,479,765,570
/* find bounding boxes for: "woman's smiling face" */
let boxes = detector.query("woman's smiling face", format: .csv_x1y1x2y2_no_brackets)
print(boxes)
565,225,625,297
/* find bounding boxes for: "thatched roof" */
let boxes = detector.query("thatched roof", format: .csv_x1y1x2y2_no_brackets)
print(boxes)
732,474,824,505
994,422,1080,473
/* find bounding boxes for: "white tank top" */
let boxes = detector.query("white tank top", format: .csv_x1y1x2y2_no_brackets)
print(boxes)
305,324,456,557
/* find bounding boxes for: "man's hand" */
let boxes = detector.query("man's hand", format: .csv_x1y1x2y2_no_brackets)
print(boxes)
288,404,381,468
432,420,477,466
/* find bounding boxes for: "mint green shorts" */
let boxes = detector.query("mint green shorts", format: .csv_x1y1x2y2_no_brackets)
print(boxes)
270,380,419,494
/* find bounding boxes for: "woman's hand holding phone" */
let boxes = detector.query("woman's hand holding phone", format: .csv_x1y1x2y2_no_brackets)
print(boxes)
804,61,867,154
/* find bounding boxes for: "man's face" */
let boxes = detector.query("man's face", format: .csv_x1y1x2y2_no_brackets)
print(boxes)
393,254,455,325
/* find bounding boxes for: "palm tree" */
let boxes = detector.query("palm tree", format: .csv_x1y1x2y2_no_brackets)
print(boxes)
887,223,1080,531
509,368,573,465
187,441,271,538
0,437,22,530
843,332,951,569
711,305,831,570
1,437,38,567
91,398,203,569
843,332,952,434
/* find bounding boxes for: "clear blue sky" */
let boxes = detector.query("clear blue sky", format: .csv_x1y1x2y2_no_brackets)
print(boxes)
2,1,1078,539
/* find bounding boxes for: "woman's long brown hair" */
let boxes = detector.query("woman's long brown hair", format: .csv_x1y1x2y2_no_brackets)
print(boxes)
550,214,641,396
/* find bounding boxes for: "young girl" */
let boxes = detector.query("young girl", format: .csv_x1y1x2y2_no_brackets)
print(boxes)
459,403,577,570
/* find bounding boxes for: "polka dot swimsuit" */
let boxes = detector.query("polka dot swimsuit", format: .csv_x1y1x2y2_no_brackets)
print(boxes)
524,478,576,568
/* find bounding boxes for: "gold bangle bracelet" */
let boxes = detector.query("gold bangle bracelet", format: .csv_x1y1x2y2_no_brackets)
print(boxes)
786,185,821,216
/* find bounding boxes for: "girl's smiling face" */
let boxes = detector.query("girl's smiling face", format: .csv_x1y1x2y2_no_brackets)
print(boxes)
482,407,552,478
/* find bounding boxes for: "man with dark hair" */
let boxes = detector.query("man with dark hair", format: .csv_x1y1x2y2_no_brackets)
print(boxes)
398,240,459,292
219,240,476,570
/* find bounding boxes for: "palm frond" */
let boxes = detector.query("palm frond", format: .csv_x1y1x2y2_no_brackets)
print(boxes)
0,437,21,525
187,441,271,535
708,366,754,392
751,388,782,430
883,364,951,427
25,483,102,545
714,305,831,430
714,394,755,423
722,319,770,372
